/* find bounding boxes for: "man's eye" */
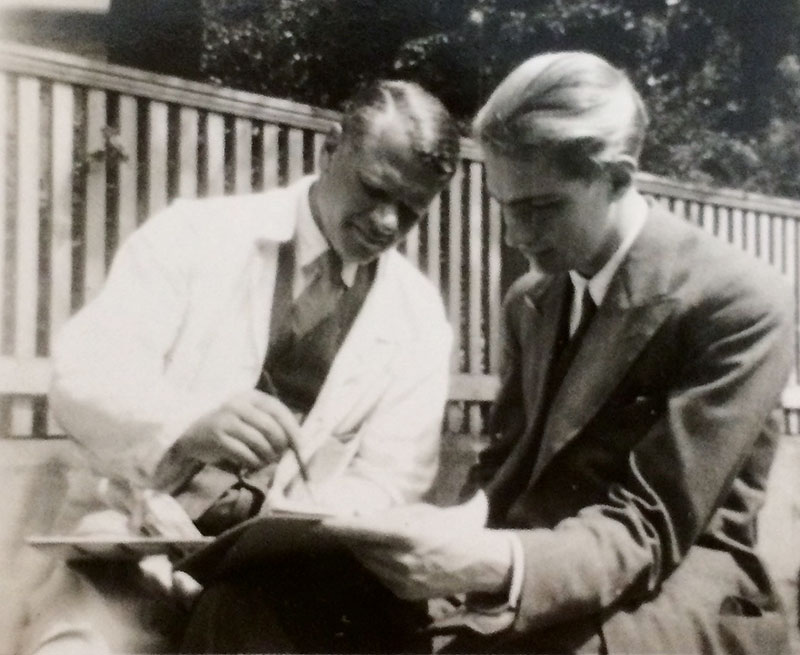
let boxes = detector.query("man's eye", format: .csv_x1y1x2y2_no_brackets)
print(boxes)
362,183,386,200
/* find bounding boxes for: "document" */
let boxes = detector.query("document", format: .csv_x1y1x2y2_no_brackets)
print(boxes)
26,502,344,578
175,507,342,583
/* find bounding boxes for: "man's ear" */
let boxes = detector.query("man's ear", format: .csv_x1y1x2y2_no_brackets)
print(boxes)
319,124,343,171
607,157,637,197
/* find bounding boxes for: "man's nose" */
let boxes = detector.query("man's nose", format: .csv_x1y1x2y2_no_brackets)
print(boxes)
372,203,399,235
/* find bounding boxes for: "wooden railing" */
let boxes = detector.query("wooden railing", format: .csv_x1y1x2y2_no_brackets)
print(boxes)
1,41,800,437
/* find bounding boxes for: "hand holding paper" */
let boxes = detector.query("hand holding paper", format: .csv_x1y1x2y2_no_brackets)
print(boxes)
323,493,514,600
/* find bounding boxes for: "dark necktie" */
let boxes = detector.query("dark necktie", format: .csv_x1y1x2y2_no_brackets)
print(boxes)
290,249,346,340
548,282,597,396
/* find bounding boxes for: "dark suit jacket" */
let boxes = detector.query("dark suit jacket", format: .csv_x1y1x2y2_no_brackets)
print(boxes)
460,204,793,654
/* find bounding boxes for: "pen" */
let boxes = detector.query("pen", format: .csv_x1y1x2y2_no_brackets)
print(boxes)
256,368,315,495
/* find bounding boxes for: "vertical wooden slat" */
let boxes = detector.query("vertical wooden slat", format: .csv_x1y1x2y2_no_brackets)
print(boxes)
260,124,279,191
448,165,464,372
771,215,785,273
12,77,40,436
785,217,796,280
701,203,716,236
0,74,7,359
744,210,758,259
287,128,304,183
177,106,198,198
117,95,138,241
784,217,799,382
313,131,326,172
688,201,701,227
234,117,252,194
49,84,74,345
84,89,106,303
672,198,686,221
730,208,744,251
425,195,442,288
758,212,771,264
468,162,484,433
795,217,800,382
147,100,168,213
205,113,225,196
404,225,420,268
488,197,502,372
47,83,74,434
0,75,7,436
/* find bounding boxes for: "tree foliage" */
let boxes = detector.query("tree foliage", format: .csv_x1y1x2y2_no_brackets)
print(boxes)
199,0,800,198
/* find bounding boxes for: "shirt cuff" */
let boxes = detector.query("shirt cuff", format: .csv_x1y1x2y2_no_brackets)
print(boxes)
428,531,523,636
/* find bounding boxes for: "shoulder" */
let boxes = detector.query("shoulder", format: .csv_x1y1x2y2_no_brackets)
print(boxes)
144,186,296,238
648,206,792,333
377,249,450,337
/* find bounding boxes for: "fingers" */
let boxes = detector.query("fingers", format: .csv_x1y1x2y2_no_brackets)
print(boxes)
177,390,306,470
249,390,304,452
217,431,266,470
222,414,279,464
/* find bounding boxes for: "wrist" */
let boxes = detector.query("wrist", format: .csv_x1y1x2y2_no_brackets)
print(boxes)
475,529,514,595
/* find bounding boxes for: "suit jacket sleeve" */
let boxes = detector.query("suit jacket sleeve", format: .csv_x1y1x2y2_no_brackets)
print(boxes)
505,270,793,635
49,201,214,487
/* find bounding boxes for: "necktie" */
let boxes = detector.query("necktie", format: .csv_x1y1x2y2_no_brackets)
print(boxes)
547,281,597,396
569,283,596,343
290,249,346,340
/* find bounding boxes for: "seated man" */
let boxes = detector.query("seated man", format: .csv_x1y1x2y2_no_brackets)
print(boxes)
17,80,459,654
304,53,790,654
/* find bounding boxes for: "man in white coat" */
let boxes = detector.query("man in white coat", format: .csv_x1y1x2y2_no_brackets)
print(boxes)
18,80,459,654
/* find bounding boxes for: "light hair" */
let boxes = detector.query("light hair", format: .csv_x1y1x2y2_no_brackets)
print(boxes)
473,52,649,182
340,80,460,179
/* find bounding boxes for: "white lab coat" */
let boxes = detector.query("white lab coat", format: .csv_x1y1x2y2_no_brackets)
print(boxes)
50,177,452,515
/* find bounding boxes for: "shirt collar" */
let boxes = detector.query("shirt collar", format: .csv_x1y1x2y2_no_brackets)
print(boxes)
568,192,647,306
296,183,358,287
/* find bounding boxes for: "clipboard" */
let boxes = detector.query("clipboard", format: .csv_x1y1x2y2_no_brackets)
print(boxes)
176,509,340,583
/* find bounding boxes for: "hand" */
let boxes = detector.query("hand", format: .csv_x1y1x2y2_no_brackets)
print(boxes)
139,554,203,609
129,488,203,538
174,389,302,471
324,500,513,600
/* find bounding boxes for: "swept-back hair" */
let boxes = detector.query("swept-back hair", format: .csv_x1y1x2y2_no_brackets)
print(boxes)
474,52,649,182
340,80,460,179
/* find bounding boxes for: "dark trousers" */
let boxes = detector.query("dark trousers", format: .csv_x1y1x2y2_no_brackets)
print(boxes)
179,547,432,654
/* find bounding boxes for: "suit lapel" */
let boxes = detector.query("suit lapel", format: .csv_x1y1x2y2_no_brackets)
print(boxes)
519,275,571,434
529,295,674,483
527,213,678,484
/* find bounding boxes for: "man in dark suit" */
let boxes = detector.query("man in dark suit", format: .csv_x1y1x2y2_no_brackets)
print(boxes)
327,51,794,653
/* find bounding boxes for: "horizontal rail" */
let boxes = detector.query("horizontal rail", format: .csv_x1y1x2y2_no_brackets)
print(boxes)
0,41,483,160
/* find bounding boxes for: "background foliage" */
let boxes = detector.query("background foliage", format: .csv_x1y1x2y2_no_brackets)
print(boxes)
198,0,800,198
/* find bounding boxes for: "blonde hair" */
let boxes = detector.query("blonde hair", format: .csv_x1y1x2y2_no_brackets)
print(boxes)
473,52,649,181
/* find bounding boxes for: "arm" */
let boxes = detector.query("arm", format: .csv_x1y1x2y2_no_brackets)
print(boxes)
508,272,794,635
50,201,207,486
